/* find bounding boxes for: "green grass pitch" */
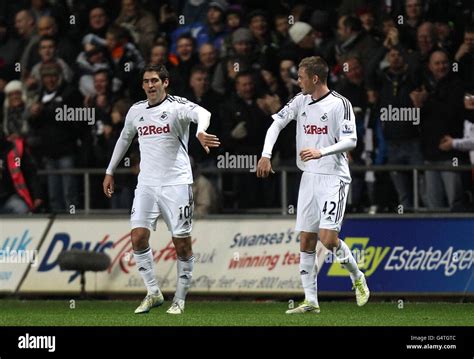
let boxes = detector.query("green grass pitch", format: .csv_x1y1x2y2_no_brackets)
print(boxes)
1,300,473,326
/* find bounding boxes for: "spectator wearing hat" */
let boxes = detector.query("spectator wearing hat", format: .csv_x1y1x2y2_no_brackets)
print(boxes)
170,0,229,56
2,81,29,140
195,0,229,53
220,4,244,57
212,28,255,95
280,22,318,63
26,62,82,212
226,5,242,32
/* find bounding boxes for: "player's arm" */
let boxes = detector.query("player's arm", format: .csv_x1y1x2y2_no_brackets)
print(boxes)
182,101,220,154
300,99,357,161
257,96,299,177
439,135,474,152
103,108,137,198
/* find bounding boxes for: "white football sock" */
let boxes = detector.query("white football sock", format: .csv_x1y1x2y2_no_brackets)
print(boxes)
335,239,363,282
299,251,319,306
133,247,160,295
174,255,195,301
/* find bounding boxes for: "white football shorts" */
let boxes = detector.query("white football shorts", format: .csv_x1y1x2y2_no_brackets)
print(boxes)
295,172,349,233
131,184,194,237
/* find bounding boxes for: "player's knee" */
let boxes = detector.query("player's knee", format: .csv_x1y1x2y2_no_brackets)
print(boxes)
131,228,150,251
299,232,318,251
319,230,338,250
172,236,193,258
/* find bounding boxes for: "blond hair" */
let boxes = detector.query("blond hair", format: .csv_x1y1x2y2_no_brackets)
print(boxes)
299,56,329,84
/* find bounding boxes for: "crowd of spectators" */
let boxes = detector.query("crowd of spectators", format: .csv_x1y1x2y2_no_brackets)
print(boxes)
0,0,473,214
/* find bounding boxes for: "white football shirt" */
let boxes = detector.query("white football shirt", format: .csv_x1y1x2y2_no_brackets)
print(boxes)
270,90,356,182
106,95,210,186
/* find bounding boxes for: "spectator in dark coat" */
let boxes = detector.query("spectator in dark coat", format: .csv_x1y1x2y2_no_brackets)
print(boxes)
415,50,466,209
335,15,378,68
26,63,83,212
367,46,422,209
183,65,223,165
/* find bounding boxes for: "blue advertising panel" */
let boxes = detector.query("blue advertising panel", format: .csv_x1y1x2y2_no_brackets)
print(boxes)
319,218,474,293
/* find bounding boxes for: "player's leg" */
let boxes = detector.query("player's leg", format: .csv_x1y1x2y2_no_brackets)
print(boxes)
167,235,194,314
158,184,194,314
319,229,369,306
318,177,369,306
286,172,321,314
299,231,320,309
131,186,164,314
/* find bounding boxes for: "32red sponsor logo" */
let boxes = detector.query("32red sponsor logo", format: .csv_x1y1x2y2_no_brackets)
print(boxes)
303,124,327,134
138,124,170,136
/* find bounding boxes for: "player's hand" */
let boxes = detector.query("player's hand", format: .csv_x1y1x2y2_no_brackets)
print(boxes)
103,174,115,198
197,131,220,154
256,157,275,178
300,148,322,161
439,135,454,151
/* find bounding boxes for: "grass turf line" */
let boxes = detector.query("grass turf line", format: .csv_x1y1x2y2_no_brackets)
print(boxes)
0,300,472,326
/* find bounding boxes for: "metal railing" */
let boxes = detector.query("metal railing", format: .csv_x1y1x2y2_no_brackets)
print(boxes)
37,164,473,215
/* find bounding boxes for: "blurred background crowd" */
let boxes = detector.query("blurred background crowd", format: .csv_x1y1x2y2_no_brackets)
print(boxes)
0,0,473,215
